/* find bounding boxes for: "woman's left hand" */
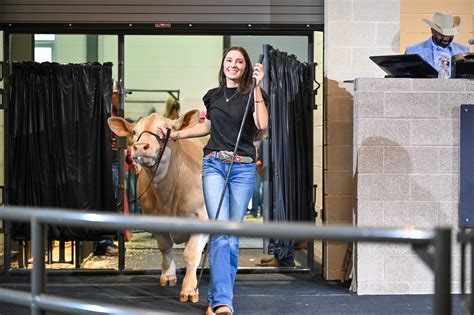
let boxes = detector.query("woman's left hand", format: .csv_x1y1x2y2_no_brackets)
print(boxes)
253,63,264,86
130,161,141,175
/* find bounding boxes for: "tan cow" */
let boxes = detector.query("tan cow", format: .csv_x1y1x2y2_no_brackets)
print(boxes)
108,110,208,303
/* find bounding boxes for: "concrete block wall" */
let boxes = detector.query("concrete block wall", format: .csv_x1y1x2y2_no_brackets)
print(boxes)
354,78,474,294
324,0,400,280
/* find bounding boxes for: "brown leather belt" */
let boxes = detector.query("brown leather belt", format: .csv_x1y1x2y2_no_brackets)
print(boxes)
207,151,254,163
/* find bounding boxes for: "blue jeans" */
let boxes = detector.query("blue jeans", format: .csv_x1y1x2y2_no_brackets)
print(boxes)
251,173,263,217
112,159,119,201
202,154,256,312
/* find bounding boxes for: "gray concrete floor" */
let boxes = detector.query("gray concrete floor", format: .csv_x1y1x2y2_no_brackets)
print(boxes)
1,221,462,314
83,230,313,271
0,271,464,314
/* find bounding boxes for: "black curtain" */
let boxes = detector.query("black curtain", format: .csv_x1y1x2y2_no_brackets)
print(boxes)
8,62,115,240
268,48,313,260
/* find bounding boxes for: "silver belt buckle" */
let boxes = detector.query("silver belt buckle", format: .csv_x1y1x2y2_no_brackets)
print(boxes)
218,150,234,163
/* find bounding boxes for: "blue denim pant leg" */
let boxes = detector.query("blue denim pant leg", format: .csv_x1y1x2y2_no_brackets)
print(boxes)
202,155,256,312
112,160,119,201
251,173,263,216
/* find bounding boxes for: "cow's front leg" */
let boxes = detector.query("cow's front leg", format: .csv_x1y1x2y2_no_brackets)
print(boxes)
180,233,208,303
154,233,177,287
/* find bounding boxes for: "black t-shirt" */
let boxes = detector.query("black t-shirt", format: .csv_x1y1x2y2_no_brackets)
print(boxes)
203,87,268,160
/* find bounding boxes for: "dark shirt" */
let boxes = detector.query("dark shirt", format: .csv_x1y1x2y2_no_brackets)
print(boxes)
203,87,268,160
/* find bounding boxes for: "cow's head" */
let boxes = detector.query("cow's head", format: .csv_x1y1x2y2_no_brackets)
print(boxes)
108,110,200,170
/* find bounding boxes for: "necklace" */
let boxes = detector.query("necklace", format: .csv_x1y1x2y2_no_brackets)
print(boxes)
224,88,239,102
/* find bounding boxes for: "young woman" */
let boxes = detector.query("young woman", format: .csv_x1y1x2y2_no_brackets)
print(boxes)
165,47,268,314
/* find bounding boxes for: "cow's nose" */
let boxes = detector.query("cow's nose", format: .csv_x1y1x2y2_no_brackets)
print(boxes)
133,142,150,152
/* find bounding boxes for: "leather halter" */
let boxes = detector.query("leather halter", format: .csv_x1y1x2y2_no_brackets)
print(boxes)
133,128,171,201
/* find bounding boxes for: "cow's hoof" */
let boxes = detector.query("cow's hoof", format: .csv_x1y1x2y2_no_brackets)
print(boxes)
160,276,177,287
179,293,189,302
179,291,199,303
159,277,167,286
169,278,177,286
189,292,200,303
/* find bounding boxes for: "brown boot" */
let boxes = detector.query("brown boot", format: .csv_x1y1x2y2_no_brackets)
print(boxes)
259,256,275,264
295,241,308,250
205,305,215,315
215,306,233,314
256,257,280,267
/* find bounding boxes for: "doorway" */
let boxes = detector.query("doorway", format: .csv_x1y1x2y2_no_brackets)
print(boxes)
2,32,323,274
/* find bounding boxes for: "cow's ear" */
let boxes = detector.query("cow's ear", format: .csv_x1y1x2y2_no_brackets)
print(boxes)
174,110,200,130
108,117,133,137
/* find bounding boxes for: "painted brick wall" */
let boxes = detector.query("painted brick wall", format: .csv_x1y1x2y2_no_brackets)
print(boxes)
354,78,474,294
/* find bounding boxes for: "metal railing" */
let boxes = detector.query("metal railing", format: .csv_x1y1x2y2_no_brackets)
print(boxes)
0,206,451,315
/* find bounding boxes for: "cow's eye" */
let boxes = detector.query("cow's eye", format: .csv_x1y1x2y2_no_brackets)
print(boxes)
132,130,136,136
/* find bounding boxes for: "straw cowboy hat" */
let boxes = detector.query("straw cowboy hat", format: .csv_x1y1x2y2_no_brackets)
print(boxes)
422,11,463,36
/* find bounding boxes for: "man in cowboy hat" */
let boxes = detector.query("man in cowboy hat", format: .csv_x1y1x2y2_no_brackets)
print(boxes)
405,11,469,77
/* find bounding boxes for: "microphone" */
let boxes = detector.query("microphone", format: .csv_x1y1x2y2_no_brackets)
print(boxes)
253,54,264,85
469,39,474,45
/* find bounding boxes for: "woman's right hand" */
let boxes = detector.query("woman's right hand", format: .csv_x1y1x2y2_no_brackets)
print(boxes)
157,126,180,141
170,131,180,140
